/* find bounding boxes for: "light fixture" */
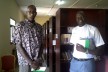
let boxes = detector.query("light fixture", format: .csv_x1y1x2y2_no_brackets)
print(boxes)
55,0,65,5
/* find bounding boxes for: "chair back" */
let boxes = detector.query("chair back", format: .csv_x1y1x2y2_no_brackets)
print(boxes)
1,55,15,71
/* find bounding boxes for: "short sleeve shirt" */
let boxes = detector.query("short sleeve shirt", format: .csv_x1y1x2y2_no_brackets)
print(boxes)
12,19,42,65
70,24,105,59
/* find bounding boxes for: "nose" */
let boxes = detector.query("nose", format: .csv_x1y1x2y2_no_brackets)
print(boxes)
30,13,33,16
79,20,82,22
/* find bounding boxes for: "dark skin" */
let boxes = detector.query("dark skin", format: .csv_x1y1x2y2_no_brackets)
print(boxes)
26,6,37,23
76,11,104,56
16,5,42,70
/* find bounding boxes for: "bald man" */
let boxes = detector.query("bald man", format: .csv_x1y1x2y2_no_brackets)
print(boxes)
12,5,43,72
69,11,105,72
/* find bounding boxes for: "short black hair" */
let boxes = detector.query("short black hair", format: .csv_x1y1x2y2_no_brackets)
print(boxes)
76,11,87,20
27,5,36,11
77,11,85,17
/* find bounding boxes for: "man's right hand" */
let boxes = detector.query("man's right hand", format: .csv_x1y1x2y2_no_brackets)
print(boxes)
76,43,86,52
31,58,43,70
31,60,40,70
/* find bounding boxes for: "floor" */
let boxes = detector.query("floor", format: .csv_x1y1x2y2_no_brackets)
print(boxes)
15,61,49,72
15,65,19,72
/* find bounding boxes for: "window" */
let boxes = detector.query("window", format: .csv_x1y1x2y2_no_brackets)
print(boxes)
10,18,15,26
10,18,15,43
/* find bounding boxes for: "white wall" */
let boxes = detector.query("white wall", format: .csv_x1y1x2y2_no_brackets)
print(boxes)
35,16,51,25
0,0,24,71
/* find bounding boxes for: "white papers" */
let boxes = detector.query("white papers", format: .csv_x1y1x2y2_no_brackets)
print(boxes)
31,67,46,71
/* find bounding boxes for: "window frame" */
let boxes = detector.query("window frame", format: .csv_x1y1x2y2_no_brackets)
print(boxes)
10,18,16,44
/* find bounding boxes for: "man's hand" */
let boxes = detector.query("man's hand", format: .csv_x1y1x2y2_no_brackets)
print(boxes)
31,58,43,70
31,61,40,70
76,43,86,52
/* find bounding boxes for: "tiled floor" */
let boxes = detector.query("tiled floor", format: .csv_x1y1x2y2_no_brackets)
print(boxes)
15,66,49,72
15,62,49,72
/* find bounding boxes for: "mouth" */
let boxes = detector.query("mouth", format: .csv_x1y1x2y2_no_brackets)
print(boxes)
29,17,34,19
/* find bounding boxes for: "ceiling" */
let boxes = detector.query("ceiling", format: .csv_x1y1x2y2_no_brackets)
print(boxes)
16,0,108,16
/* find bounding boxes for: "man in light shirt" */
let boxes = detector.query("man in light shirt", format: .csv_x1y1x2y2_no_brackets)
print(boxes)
70,11,105,72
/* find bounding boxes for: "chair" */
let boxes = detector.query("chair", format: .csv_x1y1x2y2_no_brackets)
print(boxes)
1,55,16,72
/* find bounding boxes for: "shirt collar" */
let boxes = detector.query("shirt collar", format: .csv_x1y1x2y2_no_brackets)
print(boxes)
25,19,36,27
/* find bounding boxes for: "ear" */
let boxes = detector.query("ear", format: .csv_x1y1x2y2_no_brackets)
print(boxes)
26,11,28,15
36,12,37,15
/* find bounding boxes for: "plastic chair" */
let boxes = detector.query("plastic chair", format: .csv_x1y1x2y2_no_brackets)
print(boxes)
1,55,16,72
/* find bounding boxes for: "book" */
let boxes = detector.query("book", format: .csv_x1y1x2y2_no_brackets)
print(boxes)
77,38,95,50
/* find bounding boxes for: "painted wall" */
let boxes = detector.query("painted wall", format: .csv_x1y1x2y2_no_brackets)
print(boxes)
35,16,51,25
0,0,51,71
0,0,24,71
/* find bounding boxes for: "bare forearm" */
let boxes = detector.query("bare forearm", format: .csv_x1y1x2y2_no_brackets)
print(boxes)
87,49,97,55
16,44,32,64
88,45,104,55
76,43,104,56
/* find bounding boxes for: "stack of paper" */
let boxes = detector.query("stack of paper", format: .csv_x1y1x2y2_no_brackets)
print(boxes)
31,67,46,72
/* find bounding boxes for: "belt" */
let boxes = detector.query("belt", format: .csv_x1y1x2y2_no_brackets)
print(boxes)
73,57,93,61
